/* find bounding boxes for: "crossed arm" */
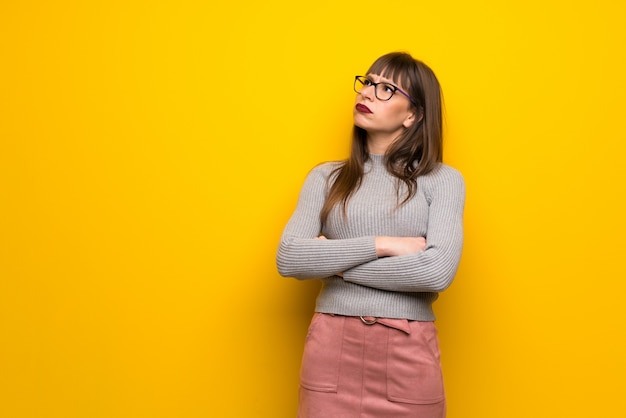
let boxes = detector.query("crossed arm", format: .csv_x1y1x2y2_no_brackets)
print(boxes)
276,165,465,293
316,234,427,257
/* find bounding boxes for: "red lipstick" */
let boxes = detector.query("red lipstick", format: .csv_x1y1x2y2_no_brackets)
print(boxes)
355,103,372,114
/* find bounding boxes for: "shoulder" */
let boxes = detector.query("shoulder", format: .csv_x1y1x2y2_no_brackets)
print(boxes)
306,160,344,181
311,160,344,174
296,160,345,194
421,163,464,185
419,163,465,203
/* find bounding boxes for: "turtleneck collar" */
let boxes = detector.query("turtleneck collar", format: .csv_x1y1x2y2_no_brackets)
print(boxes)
365,153,386,173
368,153,385,164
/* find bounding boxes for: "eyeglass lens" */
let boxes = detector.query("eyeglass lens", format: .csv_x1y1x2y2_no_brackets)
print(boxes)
354,77,396,101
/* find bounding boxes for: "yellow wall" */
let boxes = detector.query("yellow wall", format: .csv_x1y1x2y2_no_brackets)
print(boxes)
1,1,625,417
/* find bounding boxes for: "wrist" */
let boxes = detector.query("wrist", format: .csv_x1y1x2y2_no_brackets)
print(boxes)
375,236,390,257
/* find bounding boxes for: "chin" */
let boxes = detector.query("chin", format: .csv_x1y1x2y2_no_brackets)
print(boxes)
353,115,368,129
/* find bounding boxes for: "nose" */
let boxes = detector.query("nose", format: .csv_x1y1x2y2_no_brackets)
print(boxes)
359,83,375,101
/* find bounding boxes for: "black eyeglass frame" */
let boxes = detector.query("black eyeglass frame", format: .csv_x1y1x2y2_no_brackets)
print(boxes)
354,75,417,106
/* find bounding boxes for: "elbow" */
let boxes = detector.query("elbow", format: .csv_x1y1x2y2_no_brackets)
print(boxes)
276,251,295,278
276,245,309,279
275,237,290,277
276,257,320,280
428,265,460,292
407,276,453,293
275,237,295,274
422,250,461,292
276,262,288,278
276,238,322,280
417,262,459,292
276,259,296,278
277,259,319,280
429,277,454,293
276,241,296,278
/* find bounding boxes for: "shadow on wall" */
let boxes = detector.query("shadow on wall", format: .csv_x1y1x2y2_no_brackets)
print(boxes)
277,278,321,323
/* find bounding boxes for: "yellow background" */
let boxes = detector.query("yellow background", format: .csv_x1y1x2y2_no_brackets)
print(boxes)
1,0,625,417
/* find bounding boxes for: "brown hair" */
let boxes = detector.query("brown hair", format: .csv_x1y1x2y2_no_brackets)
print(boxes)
320,52,444,225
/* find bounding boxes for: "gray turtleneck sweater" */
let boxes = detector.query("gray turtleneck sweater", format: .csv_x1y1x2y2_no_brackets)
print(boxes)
276,154,465,321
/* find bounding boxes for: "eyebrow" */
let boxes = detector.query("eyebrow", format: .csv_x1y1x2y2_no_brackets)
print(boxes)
366,75,398,87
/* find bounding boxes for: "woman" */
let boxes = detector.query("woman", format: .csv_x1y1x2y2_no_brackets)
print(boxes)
276,52,465,418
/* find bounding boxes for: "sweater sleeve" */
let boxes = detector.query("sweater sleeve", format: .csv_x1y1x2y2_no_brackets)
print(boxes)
341,167,465,292
276,164,378,280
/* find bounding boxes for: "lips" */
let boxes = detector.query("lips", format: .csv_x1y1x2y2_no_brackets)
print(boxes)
355,103,372,114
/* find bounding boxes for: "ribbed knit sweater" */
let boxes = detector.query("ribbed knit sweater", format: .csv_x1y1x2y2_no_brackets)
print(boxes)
276,154,465,321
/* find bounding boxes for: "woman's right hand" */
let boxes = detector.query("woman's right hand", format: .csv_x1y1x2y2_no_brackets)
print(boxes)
375,236,427,257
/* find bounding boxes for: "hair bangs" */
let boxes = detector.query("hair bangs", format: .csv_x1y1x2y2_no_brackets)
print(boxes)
366,53,415,93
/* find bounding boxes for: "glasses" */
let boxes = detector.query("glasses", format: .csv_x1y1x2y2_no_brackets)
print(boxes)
354,76,416,105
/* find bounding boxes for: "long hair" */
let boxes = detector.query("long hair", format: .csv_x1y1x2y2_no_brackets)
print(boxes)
320,52,444,225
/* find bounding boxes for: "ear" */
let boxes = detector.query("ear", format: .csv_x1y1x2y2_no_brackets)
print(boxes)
402,110,423,129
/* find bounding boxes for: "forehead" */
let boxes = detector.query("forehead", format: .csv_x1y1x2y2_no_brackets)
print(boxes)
366,73,393,82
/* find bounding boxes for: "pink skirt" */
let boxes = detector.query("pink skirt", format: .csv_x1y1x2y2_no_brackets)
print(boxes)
298,313,446,418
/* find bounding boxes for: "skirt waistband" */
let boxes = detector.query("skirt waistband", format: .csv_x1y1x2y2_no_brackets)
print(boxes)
321,313,414,334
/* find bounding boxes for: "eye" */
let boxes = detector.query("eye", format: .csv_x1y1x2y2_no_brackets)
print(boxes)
363,78,374,86
382,83,396,94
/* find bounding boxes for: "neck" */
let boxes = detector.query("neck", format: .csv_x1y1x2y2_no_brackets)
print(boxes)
366,132,398,155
